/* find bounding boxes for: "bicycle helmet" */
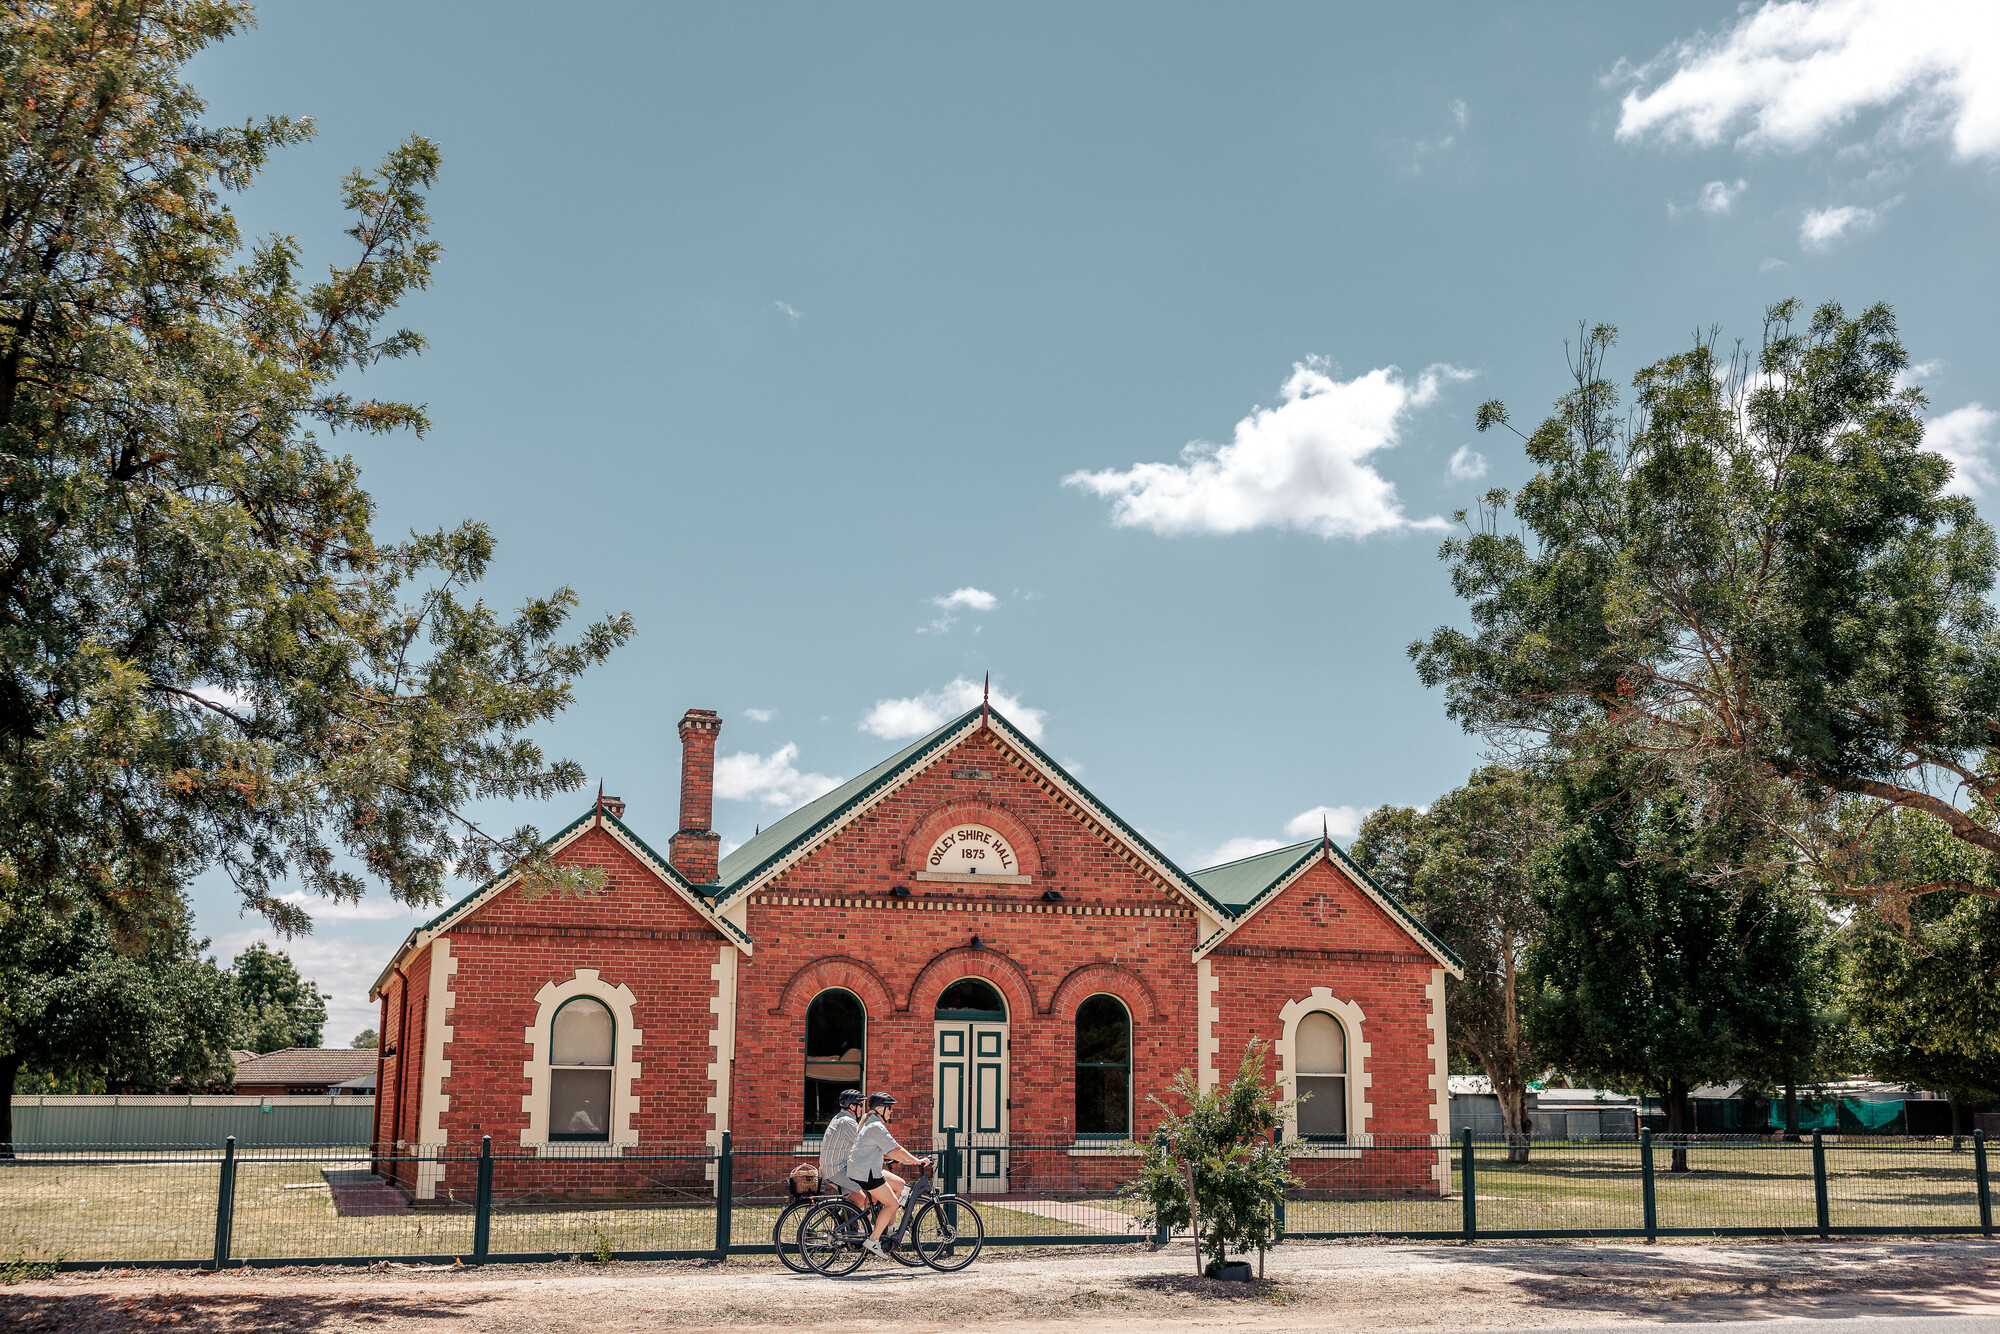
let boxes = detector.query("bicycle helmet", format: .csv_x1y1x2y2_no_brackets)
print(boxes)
867,1091,898,1110
838,1088,864,1109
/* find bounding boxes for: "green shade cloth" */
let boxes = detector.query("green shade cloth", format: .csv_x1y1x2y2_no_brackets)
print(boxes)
1768,1099,1907,1133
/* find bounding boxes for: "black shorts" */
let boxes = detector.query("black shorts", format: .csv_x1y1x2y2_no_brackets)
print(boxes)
858,1174,886,1192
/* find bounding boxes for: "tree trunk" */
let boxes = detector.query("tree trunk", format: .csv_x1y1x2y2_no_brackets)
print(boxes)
1783,1082,1800,1143
1949,1095,1966,1151
0,1052,18,1159
1496,1075,1533,1164
1665,1078,1691,1173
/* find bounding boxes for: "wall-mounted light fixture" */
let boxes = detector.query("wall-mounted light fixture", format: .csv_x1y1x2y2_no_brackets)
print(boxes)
969,934,984,950
1041,889,1064,902
890,885,911,898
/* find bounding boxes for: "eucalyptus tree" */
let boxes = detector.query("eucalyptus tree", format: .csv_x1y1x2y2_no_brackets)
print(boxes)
1353,768,1557,1161
1839,810,2000,1143
0,2,630,942
1411,301,2000,905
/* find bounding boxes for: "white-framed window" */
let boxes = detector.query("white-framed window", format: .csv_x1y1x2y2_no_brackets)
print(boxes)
550,996,615,1142
1294,1011,1348,1140
1276,988,1372,1150
521,968,641,1153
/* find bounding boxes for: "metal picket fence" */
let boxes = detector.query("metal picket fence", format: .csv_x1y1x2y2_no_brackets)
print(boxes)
1,1128,1990,1271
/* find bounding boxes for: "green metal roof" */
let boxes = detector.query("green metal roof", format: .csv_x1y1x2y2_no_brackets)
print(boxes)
1188,836,1464,971
1186,839,1321,908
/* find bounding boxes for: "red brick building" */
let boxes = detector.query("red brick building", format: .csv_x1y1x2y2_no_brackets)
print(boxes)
369,704,1462,1199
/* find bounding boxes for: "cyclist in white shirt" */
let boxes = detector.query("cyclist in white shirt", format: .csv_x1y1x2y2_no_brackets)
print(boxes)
847,1091,928,1257
817,1089,870,1210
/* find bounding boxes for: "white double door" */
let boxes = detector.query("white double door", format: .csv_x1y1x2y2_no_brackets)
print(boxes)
933,1020,1009,1194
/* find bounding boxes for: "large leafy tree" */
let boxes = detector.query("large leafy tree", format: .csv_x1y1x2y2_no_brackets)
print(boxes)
0,2,630,939
1352,768,1557,1161
1840,810,2000,1141
1528,761,1831,1169
229,941,325,1052
1411,302,2000,904
1,901,237,1152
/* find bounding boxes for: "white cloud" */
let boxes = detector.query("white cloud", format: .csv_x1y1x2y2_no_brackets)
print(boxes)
1063,360,1470,540
935,587,998,612
1760,257,1790,271
1284,805,1367,840
1200,837,1287,867
743,707,775,723
920,586,1000,634
861,677,1046,742
1615,0,2000,162
1929,403,2000,497
1699,178,1748,213
714,743,843,809
1448,444,1488,482
1799,199,1892,249
1450,99,1470,131
185,682,252,713
772,300,803,325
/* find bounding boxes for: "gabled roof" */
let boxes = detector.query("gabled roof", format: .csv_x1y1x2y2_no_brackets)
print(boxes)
1187,836,1464,975
233,1047,379,1086
713,704,1234,921
368,802,750,999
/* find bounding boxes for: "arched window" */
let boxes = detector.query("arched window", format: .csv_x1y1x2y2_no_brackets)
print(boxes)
804,989,866,1135
550,996,614,1142
1074,995,1130,1137
934,977,1007,1020
1295,1011,1347,1139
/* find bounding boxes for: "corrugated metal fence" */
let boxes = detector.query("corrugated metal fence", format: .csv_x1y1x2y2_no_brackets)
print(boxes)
9,1096,374,1149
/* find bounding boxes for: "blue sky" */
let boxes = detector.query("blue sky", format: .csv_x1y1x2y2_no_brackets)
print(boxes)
184,1,2000,1043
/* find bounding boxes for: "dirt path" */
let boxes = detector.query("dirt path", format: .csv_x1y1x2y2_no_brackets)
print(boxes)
4,1237,1998,1332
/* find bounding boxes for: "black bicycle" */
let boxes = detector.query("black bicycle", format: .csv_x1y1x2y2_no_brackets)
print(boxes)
774,1171,927,1272
798,1160,985,1275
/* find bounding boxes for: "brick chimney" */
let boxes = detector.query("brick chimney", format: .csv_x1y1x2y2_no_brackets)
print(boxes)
669,708,722,883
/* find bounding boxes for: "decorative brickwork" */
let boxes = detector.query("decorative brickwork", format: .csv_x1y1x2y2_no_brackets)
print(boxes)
373,709,1456,1200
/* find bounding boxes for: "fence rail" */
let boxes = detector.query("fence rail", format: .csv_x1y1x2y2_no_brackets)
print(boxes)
0,1128,1989,1271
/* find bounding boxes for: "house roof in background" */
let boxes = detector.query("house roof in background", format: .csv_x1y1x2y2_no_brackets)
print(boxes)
233,1048,378,1086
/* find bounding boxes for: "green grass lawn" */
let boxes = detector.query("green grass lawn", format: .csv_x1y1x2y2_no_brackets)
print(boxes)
2,1141,1987,1263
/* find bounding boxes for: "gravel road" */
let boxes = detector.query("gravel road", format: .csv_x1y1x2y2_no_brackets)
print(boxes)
3,1236,1998,1332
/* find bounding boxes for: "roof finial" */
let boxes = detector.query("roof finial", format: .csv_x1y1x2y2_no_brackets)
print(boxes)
595,778,605,824
982,672,990,727
1322,813,1331,853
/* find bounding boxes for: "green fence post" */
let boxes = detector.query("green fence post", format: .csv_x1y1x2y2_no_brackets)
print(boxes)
1460,1129,1476,1243
1640,1127,1657,1242
1975,1129,1992,1238
1811,1129,1830,1239
210,1136,238,1271
714,1131,734,1261
473,1135,493,1263
944,1128,959,1232
1272,1125,1285,1244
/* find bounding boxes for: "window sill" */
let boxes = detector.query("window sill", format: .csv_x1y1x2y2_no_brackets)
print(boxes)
527,1140,628,1159
1066,1141,1142,1158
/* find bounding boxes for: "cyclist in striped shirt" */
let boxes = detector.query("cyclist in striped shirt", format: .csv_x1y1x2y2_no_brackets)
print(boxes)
818,1089,870,1210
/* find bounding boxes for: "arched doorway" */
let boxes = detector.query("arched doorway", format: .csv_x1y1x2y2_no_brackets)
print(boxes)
933,977,1009,1194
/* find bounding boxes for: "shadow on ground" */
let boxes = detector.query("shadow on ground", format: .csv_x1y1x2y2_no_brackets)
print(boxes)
0,1290,490,1332
1420,1238,2000,1322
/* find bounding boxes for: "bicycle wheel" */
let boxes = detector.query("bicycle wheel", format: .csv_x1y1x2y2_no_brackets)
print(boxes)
911,1198,984,1271
772,1198,817,1274
799,1200,868,1277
